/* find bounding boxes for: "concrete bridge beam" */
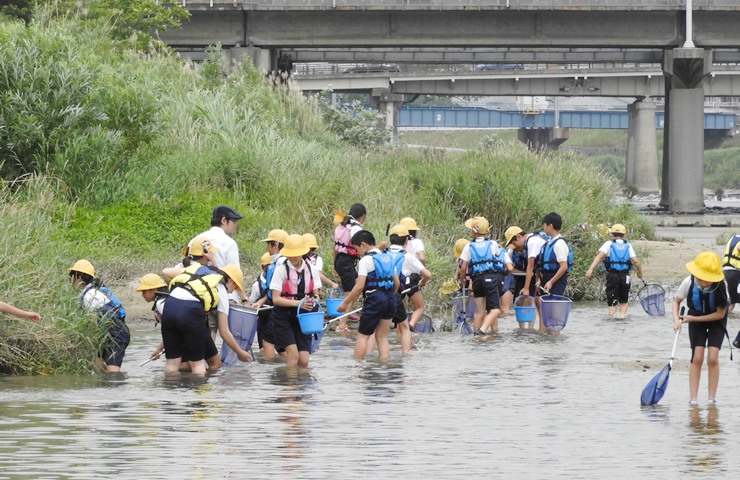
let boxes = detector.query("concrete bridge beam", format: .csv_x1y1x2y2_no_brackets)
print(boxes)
624,99,659,194
517,128,569,152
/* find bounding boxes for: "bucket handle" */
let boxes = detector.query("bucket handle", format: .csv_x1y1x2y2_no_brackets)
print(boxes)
298,297,324,314
329,288,343,300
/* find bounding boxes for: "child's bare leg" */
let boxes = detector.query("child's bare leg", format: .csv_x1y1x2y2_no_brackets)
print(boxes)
105,365,121,373
366,334,377,355
298,351,310,368
375,320,392,360
408,292,424,327
608,305,617,316
397,321,411,353
500,290,512,316
165,358,182,374
263,341,276,359
284,345,300,367
473,297,486,331
481,309,500,333
707,346,720,399
690,346,705,401
354,333,371,360
189,359,207,375
619,303,628,315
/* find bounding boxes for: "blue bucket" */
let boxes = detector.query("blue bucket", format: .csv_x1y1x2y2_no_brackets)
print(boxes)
514,295,536,323
540,295,571,332
220,305,258,366
297,299,325,335
638,283,666,316
325,288,344,316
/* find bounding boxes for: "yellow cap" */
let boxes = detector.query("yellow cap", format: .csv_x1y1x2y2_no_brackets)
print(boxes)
611,224,627,235
221,265,243,291
686,252,724,283
185,236,218,257
400,217,420,231
260,252,274,266
453,238,470,259
333,210,346,227
262,229,289,244
280,234,310,257
465,216,489,235
504,226,523,246
389,224,410,237
68,259,95,278
302,233,319,249
137,274,166,291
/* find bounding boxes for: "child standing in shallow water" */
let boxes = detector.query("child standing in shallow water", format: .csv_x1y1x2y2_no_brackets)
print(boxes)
673,252,730,406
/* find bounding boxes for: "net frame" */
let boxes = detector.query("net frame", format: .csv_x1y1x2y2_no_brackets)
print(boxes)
637,283,666,316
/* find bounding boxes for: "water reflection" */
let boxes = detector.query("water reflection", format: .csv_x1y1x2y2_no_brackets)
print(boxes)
685,406,723,473
356,362,405,402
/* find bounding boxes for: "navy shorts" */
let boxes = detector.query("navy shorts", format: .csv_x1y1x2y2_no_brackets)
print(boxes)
271,305,312,353
402,273,421,299
507,276,526,296
161,296,210,362
689,318,727,359
605,271,630,306
359,290,397,335
100,320,130,367
541,271,568,296
182,334,218,362
724,269,740,304
335,254,359,293
471,273,503,311
257,307,275,348
392,292,408,324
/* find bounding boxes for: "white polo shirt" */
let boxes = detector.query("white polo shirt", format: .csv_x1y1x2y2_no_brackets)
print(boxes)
459,237,512,266
195,226,241,301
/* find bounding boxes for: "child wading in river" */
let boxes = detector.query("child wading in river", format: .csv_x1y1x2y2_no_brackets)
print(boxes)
673,252,730,405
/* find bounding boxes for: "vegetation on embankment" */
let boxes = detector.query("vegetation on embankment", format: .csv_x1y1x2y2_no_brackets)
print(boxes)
1,11,651,373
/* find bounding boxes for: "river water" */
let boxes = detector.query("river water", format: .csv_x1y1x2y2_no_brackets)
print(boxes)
2,301,739,479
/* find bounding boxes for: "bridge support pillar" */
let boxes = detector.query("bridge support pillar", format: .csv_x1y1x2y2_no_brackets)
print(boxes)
661,48,712,213
624,99,659,193
517,128,569,151
230,47,275,73
370,89,404,144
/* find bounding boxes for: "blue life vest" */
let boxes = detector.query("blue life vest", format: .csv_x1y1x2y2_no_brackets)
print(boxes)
365,251,395,290
723,234,740,269
263,260,278,301
686,276,719,316
538,237,573,273
469,239,506,275
82,285,126,321
388,249,408,285
511,250,528,272
604,240,632,272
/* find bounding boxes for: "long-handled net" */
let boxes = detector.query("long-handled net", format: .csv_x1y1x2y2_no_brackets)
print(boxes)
637,282,666,316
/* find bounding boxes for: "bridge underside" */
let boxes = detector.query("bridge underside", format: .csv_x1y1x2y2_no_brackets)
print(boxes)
162,10,740,49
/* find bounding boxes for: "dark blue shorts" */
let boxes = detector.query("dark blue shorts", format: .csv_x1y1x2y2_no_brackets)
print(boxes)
359,290,397,335
724,268,740,304
100,320,130,367
605,271,630,306
541,271,569,296
472,273,503,311
161,296,210,362
257,307,274,348
335,253,359,293
392,291,407,324
271,305,312,353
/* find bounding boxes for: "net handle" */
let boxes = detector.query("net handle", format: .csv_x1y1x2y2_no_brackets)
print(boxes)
669,306,684,368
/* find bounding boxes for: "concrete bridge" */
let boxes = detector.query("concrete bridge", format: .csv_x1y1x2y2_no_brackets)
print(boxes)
161,0,740,212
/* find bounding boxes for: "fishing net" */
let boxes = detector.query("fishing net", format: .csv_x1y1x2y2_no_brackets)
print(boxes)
637,283,666,316
220,306,258,366
411,313,434,333
310,328,325,354
455,318,473,335
540,295,571,332
640,364,671,406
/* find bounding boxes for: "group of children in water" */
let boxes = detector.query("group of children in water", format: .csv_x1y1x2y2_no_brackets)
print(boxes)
4,203,739,405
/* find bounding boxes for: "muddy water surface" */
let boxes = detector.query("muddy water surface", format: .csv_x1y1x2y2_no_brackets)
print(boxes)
1,303,739,479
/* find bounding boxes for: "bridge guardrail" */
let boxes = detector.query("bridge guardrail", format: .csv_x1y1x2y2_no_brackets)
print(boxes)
183,0,740,11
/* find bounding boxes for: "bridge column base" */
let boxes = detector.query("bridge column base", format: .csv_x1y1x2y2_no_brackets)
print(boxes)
230,47,274,73
624,99,659,193
370,89,404,144
517,128,569,151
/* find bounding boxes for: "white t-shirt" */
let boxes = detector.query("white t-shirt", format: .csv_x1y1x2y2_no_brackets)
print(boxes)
81,288,111,312
194,226,241,301
390,245,425,277
675,275,730,301
548,235,570,263
598,239,636,258
249,278,262,303
349,220,364,242
153,296,166,317
269,259,322,294
358,248,383,277
215,283,230,315
406,238,425,260
459,237,512,266
305,254,324,272
524,233,547,261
